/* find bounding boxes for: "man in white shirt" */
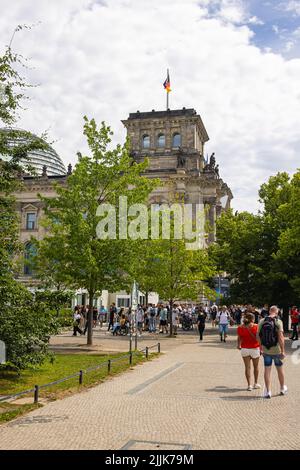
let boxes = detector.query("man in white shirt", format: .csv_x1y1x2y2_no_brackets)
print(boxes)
172,306,179,335
136,307,144,336
73,310,83,336
216,306,230,342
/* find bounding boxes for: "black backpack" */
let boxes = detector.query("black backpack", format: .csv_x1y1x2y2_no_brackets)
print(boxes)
259,316,278,349
150,308,156,317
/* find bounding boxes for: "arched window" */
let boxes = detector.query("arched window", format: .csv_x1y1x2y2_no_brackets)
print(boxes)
172,133,181,147
157,134,165,148
142,135,150,148
24,242,37,275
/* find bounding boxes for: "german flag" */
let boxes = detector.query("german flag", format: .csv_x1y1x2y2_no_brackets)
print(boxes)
163,70,171,92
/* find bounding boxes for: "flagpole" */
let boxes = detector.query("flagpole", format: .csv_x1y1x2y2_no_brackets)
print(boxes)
166,68,169,110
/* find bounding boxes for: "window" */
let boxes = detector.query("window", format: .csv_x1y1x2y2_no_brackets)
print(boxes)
142,135,150,148
24,242,37,275
26,212,37,230
117,298,130,308
157,134,165,148
172,133,181,147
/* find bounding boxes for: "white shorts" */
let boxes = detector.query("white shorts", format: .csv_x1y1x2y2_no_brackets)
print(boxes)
241,348,260,359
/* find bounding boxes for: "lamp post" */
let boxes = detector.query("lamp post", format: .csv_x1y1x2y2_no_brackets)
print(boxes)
130,280,139,352
216,195,229,307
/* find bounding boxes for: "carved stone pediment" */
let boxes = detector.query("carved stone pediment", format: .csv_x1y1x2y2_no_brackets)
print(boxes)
21,203,38,212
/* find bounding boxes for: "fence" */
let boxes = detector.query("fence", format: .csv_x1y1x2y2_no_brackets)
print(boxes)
0,342,160,405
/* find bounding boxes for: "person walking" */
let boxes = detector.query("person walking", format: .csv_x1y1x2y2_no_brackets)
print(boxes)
216,306,230,342
211,305,218,327
148,304,157,333
98,305,107,328
93,306,98,328
258,305,287,399
159,305,168,334
237,312,261,391
72,307,83,336
197,308,207,341
172,305,179,336
108,303,117,331
234,306,242,325
260,304,269,320
83,306,92,335
290,306,299,340
136,306,144,336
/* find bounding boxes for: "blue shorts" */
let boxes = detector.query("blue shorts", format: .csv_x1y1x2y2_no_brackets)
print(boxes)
219,324,228,334
263,354,283,367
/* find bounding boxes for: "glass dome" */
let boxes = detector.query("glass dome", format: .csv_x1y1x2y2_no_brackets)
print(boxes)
0,127,66,176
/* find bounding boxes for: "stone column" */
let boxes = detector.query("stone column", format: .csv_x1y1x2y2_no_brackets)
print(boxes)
216,203,222,218
204,197,216,244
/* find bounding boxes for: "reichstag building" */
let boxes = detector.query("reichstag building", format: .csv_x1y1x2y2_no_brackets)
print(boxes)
3,108,233,308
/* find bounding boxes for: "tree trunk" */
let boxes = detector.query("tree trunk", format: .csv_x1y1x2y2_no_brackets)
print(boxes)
145,291,149,306
87,291,94,346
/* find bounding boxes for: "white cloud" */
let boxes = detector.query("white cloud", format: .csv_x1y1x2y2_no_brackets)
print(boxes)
248,16,264,26
281,1,300,16
0,0,300,213
285,40,295,51
293,26,300,38
199,0,247,24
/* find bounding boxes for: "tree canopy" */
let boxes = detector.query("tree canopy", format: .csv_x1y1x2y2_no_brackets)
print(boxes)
211,170,300,329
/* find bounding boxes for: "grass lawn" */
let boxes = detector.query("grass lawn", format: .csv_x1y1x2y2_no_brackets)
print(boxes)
0,402,42,424
0,351,156,401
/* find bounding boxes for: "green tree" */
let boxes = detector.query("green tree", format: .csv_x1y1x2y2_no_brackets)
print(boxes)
38,117,157,345
0,29,58,368
276,170,300,298
0,28,48,278
212,172,299,330
128,193,216,335
141,238,215,336
210,210,268,304
35,290,73,318
0,280,59,371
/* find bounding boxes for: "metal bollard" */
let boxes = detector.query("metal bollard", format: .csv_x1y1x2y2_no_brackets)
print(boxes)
146,347,149,359
134,333,138,351
108,359,111,374
158,342,161,353
34,385,39,404
79,370,83,385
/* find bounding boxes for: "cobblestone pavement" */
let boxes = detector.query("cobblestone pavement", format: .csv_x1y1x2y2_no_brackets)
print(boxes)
49,325,182,353
0,326,299,450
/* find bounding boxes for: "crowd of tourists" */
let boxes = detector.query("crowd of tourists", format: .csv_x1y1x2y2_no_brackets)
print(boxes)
72,302,297,339
72,302,299,399
72,302,207,336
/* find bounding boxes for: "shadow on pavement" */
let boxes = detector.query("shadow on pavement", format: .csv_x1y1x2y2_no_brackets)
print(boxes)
206,386,245,393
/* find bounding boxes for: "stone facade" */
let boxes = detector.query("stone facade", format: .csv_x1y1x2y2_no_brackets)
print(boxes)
122,108,232,244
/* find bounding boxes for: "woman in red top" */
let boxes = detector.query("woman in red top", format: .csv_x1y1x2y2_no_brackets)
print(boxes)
237,312,261,391
290,306,299,340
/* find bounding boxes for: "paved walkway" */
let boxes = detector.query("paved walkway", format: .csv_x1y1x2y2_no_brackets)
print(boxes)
0,326,299,450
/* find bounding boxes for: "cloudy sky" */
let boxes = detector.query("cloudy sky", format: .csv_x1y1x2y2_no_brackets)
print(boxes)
1,0,300,212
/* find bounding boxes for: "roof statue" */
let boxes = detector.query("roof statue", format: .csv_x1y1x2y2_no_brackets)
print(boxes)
177,147,186,168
